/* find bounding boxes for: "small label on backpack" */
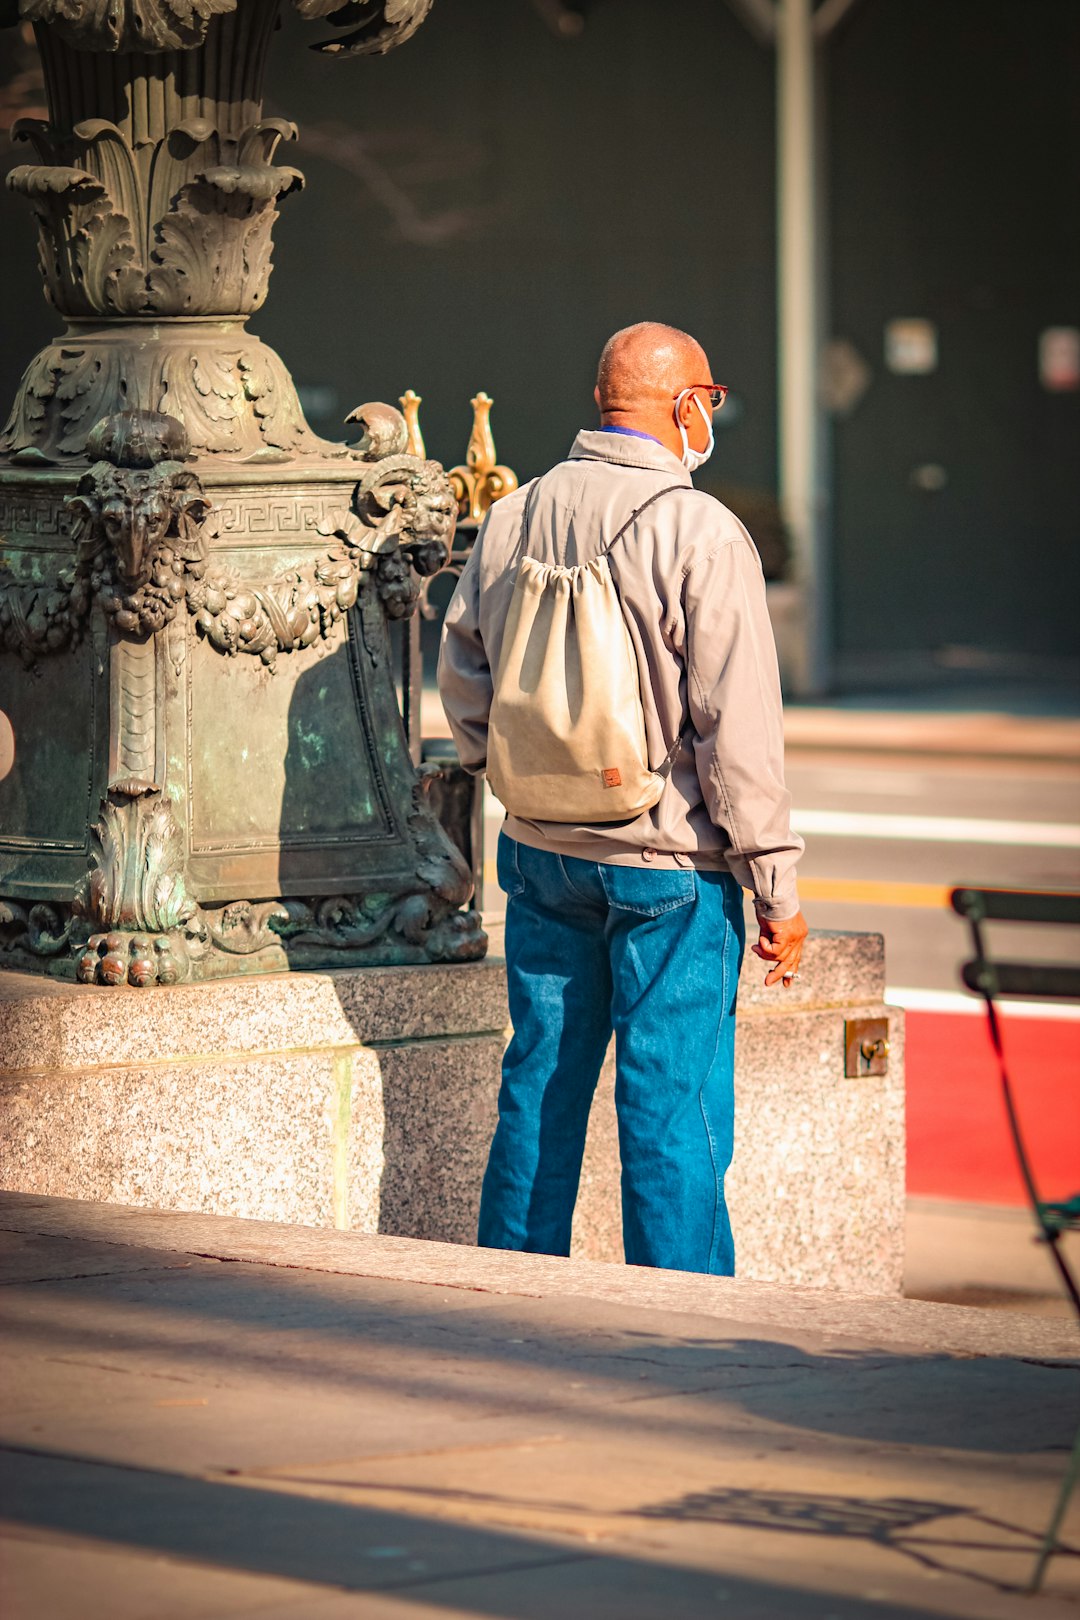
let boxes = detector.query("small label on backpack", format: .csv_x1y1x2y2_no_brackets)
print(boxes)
601,768,622,788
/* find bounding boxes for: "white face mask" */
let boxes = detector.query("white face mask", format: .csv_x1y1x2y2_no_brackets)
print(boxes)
674,389,714,472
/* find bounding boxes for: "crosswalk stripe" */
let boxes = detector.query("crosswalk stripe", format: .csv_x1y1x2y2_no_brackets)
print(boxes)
886,985,1080,1021
797,877,950,908
793,808,1080,847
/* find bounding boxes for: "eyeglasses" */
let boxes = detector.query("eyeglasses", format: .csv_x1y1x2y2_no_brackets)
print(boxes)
675,384,729,411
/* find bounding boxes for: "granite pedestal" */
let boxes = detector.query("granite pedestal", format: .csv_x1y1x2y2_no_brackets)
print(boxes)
0,929,903,1291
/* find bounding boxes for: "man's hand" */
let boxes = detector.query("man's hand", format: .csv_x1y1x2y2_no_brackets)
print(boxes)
752,909,808,988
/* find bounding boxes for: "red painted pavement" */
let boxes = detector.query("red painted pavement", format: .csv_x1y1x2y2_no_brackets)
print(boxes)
905,1010,1080,1205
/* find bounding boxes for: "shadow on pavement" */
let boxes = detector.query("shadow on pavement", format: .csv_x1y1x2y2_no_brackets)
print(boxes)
1,1253,1075,1455
639,1485,1079,1594
0,1442,1055,1617
3,1218,1079,1613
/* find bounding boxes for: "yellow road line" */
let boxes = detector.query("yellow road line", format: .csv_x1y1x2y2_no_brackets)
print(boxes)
481,862,949,910
797,877,951,908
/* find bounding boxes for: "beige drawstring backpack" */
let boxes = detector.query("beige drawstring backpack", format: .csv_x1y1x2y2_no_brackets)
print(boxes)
487,482,688,823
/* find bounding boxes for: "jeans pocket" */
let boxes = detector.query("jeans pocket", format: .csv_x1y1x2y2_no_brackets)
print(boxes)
496,831,527,898
598,863,696,916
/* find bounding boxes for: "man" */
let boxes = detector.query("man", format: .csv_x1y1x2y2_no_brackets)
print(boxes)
438,321,807,1276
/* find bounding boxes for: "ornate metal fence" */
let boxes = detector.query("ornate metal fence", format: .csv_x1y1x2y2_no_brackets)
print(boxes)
398,390,518,912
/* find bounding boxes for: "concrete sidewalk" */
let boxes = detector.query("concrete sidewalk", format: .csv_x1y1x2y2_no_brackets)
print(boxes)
417,685,1080,765
1,1193,1078,1619
781,707,1080,764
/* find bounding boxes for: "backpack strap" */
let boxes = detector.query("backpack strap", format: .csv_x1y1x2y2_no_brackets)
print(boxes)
654,716,693,780
517,479,692,560
600,483,699,777
516,478,541,555
598,483,689,558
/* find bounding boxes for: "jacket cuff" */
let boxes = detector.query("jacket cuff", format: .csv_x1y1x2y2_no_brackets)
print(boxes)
752,889,801,922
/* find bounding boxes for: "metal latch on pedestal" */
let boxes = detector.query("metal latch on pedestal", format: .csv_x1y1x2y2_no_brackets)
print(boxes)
844,1017,890,1077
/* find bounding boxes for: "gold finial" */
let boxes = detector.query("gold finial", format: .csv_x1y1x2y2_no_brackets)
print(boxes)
399,388,426,458
466,391,496,472
449,392,519,523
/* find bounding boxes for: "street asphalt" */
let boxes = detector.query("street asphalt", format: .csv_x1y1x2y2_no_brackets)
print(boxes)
471,708,1080,997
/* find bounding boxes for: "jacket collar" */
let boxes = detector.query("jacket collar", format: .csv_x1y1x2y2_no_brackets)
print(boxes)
567,428,692,483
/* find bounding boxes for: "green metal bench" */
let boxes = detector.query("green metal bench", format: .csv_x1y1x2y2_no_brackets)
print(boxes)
951,886,1080,1592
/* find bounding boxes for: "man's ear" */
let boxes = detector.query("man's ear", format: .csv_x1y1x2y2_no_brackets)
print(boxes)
593,384,602,411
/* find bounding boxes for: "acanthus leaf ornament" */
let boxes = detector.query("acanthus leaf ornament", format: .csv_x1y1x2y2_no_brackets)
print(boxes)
6,116,304,321
19,0,238,55
75,785,195,936
147,156,305,318
0,348,58,464
70,772,198,986
0,327,333,464
294,0,434,57
7,0,434,58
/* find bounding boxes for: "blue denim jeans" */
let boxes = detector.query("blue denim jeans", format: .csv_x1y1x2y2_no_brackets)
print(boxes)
479,831,746,1275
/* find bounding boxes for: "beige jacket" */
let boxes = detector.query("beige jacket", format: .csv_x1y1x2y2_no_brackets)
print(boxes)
437,429,803,921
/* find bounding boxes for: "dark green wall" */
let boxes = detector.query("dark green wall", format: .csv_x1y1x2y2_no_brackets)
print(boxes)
0,1,777,491
829,0,1080,666
1,0,1076,674
256,0,777,489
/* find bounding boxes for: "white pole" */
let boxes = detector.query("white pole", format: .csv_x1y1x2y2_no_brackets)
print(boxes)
776,0,828,694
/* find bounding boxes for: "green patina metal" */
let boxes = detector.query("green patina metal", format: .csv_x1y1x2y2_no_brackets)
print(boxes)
0,0,486,986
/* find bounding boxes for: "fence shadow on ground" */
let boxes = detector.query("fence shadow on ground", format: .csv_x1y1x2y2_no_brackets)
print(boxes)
639,1485,1080,1593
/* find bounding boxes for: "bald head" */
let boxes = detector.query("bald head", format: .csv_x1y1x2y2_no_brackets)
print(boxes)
596,322,708,415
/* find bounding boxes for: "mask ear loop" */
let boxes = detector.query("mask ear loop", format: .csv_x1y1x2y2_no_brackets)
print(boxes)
693,393,715,461
673,387,692,464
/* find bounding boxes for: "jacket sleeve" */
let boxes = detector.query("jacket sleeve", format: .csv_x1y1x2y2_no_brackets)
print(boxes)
681,530,804,920
436,528,492,775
